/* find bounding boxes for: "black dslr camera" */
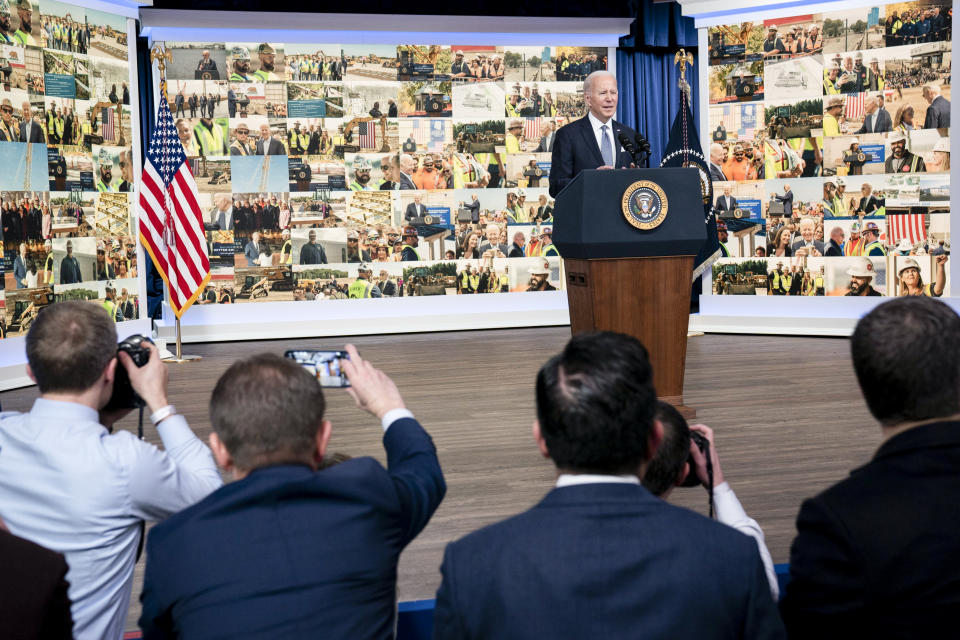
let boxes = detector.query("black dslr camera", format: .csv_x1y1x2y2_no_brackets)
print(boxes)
680,431,712,488
104,335,153,411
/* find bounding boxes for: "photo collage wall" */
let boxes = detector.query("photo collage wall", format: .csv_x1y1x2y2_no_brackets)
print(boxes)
158,41,607,305
0,0,137,339
706,1,952,299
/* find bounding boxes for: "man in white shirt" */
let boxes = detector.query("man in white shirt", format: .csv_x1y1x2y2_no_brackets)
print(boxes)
0,301,222,640
641,402,779,599
433,332,784,639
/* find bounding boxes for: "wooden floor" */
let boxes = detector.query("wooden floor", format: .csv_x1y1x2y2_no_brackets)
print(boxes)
0,328,882,632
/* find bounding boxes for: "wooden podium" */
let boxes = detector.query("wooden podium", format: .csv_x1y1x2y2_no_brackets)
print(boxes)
553,168,706,417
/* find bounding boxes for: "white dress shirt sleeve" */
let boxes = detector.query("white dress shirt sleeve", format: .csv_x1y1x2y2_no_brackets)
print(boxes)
381,408,415,431
713,481,779,600
125,414,223,521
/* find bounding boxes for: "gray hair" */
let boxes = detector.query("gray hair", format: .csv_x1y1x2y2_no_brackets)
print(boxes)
584,70,616,96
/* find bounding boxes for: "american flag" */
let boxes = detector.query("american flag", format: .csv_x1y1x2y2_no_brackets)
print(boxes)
845,93,865,121
101,107,115,142
357,121,377,149
720,105,737,132
411,120,430,146
138,90,211,318
523,118,541,142
887,213,927,246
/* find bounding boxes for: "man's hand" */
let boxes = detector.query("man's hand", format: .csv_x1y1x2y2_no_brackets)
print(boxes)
936,254,948,266
118,341,169,414
596,165,614,170
341,343,406,421
688,424,725,488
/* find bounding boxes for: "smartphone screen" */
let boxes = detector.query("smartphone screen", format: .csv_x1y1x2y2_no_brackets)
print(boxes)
284,350,350,387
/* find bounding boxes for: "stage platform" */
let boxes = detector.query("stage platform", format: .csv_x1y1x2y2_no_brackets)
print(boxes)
0,327,882,632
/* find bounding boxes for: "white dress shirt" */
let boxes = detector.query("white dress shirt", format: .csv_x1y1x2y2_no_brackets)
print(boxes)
0,399,222,640
587,111,616,164
556,473,640,487
713,481,779,600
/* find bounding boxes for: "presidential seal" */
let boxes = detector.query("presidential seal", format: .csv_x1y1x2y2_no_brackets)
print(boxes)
621,180,668,230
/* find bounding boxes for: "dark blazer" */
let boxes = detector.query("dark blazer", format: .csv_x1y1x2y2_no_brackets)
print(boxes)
434,483,784,639
715,194,738,211
0,529,73,639
398,172,417,190
857,107,892,134
924,95,950,129
791,239,825,254
255,137,286,156
782,421,960,638
405,202,426,221
775,190,795,212
549,115,638,197
709,162,727,182
20,119,45,143
140,418,445,640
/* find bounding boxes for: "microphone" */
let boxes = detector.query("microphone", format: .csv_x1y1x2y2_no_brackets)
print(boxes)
617,132,640,167
634,132,651,168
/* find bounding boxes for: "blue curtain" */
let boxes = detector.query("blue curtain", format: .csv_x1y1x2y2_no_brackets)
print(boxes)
616,0,700,168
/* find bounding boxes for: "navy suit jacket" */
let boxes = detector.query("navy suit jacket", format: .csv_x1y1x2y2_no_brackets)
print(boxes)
549,115,638,197
139,418,445,640
924,95,950,129
434,483,784,639
782,421,960,638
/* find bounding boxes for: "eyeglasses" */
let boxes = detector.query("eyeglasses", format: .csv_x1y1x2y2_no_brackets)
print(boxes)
0,107,12,114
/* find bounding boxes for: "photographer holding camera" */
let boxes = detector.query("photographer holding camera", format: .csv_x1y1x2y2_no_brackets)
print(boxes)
0,301,222,640
139,345,445,639
642,402,779,600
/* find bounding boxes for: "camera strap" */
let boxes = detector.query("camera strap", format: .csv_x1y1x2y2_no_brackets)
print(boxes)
136,405,146,563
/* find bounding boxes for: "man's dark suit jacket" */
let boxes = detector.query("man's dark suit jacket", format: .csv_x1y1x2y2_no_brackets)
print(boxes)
924,95,950,129
405,202,426,221
782,420,960,638
857,107,892,134
20,120,45,143
548,115,638,197
434,483,784,639
715,194,738,211
139,418,445,640
775,190,794,212
0,529,73,639
255,137,285,155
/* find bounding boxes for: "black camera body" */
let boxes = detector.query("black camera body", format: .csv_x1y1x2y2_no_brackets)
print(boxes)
104,335,152,411
680,431,711,488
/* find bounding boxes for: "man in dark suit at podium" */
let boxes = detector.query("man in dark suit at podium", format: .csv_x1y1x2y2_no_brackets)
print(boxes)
548,71,639,197
714,186,738,214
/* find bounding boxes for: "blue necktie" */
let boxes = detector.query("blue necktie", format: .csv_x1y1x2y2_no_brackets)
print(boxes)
600,124,614,167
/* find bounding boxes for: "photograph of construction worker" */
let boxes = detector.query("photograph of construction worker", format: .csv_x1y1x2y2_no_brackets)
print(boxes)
448,46,505,82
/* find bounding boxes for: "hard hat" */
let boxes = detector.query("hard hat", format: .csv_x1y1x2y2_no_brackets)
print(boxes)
353,158,371,171
517,188,527,197
827,96,844,108
846,257,875,278
862,221,881,235
854,52,863,59
716,221,727,231
540,227,552,236
827,62,841,71
896,239,914,254
347,230,359,240
97,148,112,166
869,57,879,64
455,49,464,55
402,225,417,237
888,130,907,144
17,0,32,11
508,119,523,129
836,177,845,187
258,43,275,55
898,257,921,274
358,262,372,272
0,0,11,17
933,137,950,153
230,46,251,61
851,221,862,232
528,261,550,275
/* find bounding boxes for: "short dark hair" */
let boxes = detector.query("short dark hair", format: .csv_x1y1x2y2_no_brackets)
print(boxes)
210,353,327,470
851,297,960,426
26,301,117,393
535,332,656,474
642,402,690,496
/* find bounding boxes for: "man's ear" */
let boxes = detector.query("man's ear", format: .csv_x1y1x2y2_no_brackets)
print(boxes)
314,420,332,463
25,363,36,384
676,461,690,487
209,432,234,473
646,419,664,462
103,357,118,387
532,419,550,459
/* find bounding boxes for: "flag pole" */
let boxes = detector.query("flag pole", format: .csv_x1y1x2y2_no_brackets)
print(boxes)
151,44,201,364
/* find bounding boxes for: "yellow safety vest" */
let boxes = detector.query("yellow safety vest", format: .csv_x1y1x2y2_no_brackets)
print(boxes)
281,240,292,265
102,300,118,322
44,254,54,284
348,279,372,298
505,133,521,153
401,244,422,260
469,275,480,290
194,122,225,156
